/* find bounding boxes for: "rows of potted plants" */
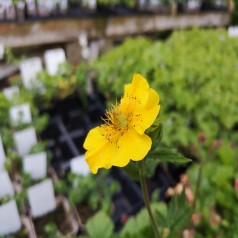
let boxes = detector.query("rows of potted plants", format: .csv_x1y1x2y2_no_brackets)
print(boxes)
0,0,231,22
0,49,130,237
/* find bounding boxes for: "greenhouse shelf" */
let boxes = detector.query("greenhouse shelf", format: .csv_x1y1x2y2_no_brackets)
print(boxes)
0,12,230,48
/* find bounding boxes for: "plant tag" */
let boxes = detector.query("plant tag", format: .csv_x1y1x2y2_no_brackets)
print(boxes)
14,127,37,157
44,48,66,76
0,171,14,199
187,0,200,10
228,26,238,38
0,135,6,171
20,57,43,89
0,44,4,60
9,103,32,126
78,33,88,47
23,152,47,180
5,0,16,20
3,86,20,101
26,0,37,15
55,0,68,11
70,155,90,176
0,200,21,236
88,0,96,10
27,179,56,218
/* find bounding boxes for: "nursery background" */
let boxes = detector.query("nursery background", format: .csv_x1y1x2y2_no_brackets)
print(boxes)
1,0,238,237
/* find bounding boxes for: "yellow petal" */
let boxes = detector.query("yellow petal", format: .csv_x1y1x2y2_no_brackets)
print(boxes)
133,104,160,135
85,142,116,174
83,126,106,151
84,126,118,173
145,88,160,109
112,129,152,167
121,74,150,110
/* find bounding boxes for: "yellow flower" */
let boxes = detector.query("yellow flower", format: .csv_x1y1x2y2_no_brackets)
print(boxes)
83,74,160,174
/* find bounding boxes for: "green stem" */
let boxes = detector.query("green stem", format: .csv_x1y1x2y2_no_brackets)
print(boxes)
138,162,162,238
192,162,203,211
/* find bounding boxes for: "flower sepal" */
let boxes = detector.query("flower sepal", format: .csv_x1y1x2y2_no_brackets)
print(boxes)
145,118,163,150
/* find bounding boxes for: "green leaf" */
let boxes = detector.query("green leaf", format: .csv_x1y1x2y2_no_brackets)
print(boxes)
148,148,191,164
123,161,140,180
86,211,114,238
123,158,160,180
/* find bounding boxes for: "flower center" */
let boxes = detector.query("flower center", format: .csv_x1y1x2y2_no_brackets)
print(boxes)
115,113,128,128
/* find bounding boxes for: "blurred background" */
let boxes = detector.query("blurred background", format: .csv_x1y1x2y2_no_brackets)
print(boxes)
1,0,238,237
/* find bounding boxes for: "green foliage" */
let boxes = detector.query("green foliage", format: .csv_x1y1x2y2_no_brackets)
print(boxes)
97,0,135,8
44,223,63,238
68,170,120,212
147,148,191,164
119,200,190,238
187,140,238,237
155,193,192,238
85,211,115,238
92,37,151,102
0,93,11,128
37,62,78,107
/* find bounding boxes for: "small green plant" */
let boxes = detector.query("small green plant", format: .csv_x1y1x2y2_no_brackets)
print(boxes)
67,170,120,212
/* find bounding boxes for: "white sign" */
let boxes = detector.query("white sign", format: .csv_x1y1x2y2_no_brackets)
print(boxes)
70,155,90,177
0,171,14,199
14,127,37,157
3,86,20,101
44,48,66,76
9,103,32,126
0,200,21,236
23,152,47,180
20,57,43,89
0,135,6,171
27,179,56,218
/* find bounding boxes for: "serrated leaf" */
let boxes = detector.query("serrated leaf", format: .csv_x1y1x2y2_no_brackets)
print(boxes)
86,211,114,238
148,148,191,164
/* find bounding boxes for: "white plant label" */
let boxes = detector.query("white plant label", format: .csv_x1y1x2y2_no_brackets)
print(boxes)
44,48,66,76
20,57,43,89
228,26,238,38
55,0,68,10
3,86,20,101
0,44,4,60
187,0,200,10
0,200,21,236
27,179,56,218
78,32,88,47
0,135,6,171
70,155,90,177
9,103,32,126
0,171,14,199
23,152,47,180
88,0,96,10
14,127,37,157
